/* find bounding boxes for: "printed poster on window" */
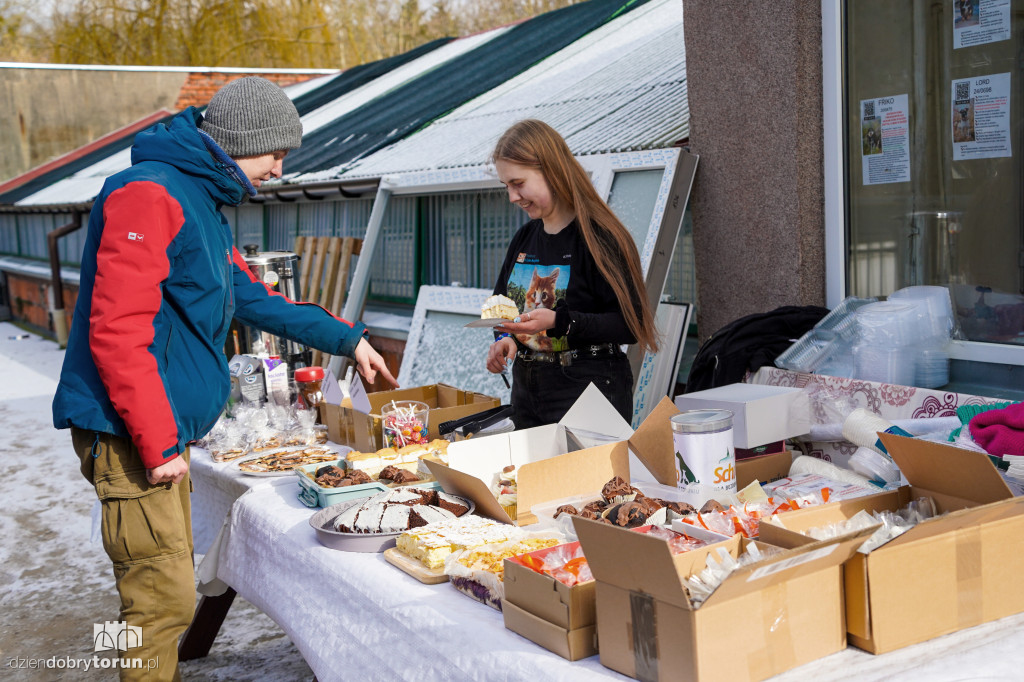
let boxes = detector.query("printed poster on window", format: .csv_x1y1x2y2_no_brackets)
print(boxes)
860,94,911,186
952,73,1011,161
953,0,1010,49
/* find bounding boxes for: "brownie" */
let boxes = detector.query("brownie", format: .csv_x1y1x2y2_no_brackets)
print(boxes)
554,504,579,518
634,493,661,515
314,465,348,488
346,469,373,485
604,501,648,528
660,500,696,516
378,465,421,484
699,499,725,515
601,476,633,501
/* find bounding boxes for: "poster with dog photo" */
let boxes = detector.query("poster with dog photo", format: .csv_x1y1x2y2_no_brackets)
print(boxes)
951,73,1011,161
861,94,910,186
953,0,1010,49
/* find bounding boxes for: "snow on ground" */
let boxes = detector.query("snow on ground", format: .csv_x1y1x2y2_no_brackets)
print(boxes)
0,322,311,680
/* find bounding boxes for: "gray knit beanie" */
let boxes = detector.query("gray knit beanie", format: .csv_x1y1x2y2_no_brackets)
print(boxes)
199,76,303,157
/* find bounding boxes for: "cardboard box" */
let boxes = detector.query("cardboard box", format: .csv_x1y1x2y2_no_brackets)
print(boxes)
574,517,872,682
501,600,598,661
427,440,630,526
320,383,499,451
502,540,598,661
759,434,1024,654
629,397,793,488
674,383,809,449
504,541,596,631
436,385,634,525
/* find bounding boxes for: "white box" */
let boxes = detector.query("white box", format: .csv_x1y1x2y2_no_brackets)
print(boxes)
674,383,809,449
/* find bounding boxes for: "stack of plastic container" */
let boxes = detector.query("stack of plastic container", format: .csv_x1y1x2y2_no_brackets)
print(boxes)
776,288,955,388
850,301,920,385
774,297,877,376
887,286,955,388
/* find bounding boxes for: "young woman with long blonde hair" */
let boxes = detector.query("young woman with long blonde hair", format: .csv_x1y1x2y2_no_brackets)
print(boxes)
486,119,657,427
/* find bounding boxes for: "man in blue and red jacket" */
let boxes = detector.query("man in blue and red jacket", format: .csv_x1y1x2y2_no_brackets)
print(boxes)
52,77,396,680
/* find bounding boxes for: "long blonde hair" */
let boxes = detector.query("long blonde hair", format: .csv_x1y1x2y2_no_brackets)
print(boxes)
492,119,658,352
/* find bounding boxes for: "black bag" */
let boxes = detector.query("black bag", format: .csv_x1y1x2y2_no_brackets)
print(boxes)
684,305,830,393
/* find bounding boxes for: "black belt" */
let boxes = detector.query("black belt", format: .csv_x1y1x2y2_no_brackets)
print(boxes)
516,343,621,367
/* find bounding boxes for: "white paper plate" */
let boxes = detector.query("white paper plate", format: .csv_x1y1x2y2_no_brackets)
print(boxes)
463,318,508,328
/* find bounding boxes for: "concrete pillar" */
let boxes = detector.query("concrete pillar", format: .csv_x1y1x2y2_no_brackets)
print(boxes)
682,0,826,341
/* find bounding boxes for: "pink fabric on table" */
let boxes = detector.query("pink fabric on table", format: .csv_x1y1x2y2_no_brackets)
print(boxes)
969,403,1024,457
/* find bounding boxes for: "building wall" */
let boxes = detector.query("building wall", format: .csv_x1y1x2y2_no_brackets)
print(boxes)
682,0,826,341
0,69,187,182
6,273,78,334
0,68,325,184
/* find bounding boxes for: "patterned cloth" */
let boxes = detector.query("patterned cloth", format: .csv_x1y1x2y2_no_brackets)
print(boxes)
750,367,1003,467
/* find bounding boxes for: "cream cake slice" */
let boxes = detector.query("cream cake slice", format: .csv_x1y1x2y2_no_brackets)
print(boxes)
480,294,518,320
396,515,525,569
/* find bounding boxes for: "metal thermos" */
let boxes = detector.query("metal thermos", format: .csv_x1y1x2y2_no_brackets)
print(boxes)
237,245,311,369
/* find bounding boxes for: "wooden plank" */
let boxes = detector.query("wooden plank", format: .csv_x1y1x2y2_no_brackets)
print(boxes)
307,238,329,304
329,238,356,317
298,237,317,303
318,237,343,309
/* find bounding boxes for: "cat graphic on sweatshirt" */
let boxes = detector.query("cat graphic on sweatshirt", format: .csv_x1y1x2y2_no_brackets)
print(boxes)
517,267,559,352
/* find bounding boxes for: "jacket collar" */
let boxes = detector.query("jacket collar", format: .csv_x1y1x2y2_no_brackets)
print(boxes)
131,108,249,206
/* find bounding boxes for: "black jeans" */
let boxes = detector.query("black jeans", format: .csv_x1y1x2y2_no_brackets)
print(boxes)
510,351,633,429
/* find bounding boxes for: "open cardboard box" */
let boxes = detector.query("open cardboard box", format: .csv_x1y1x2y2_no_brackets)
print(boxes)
429,385,634,525
320,383,499,451
502,540,598,661
674,383,809,449
759,434,1024,654
629,397,793,489
574,517,874,681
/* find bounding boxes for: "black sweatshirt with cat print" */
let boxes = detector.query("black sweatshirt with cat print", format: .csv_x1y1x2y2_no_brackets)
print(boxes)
493,218,636,352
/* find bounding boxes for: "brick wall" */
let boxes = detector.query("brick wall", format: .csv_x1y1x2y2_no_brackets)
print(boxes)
174,72,322,110
6,273,78,335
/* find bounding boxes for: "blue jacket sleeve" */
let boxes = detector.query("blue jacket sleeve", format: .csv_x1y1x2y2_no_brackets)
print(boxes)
229,247,366,357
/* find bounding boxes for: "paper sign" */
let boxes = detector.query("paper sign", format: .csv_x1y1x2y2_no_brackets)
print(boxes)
348,373,372,414
952,73,1011,160
954,0,1010,49
321,371,345,406
861,94,911,185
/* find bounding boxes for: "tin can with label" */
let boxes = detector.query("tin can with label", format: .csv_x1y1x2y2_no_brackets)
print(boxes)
670,409,736,504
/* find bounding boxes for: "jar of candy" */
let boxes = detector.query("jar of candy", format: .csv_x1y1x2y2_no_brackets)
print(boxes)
294,366,325,411
381,400,430,448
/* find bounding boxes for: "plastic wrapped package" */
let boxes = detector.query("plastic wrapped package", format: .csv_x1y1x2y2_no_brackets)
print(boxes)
674,488,840,539
683,543,783,606
795,497,938,554
444,534,565,610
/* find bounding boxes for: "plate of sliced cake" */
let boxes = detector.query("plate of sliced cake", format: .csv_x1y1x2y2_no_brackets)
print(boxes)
309,487,475,553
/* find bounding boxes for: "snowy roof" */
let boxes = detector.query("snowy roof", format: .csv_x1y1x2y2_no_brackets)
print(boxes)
321,0,687,181
3,0,682,208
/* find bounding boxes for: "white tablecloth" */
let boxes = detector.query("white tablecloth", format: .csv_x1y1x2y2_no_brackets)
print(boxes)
202,479,1024,682
189,442,349,554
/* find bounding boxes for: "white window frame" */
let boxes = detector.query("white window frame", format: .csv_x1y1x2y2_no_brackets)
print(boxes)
821,0,1024,368
341,148,683,323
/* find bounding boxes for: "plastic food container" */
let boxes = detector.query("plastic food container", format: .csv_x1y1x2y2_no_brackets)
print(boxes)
294,365,326,410
381,400,430,448
671,409,736,506
295,460,388,508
